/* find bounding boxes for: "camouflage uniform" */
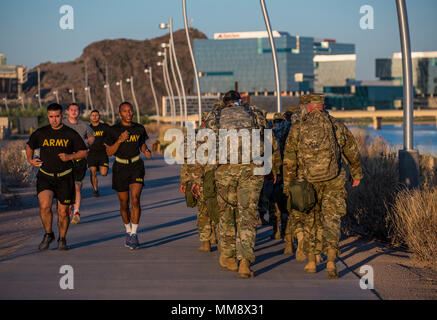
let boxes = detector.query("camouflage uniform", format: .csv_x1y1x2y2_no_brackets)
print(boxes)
205,101,269,263
283,95,363,256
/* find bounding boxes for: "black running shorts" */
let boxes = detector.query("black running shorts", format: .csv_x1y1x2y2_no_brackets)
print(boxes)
112,160,145,192
36,171,75,206
73,158,87,182
87,152,109,168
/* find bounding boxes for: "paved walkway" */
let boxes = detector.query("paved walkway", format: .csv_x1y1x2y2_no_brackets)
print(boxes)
0,155,376,299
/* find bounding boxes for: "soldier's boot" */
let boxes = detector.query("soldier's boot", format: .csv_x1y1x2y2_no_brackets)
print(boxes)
238,259,254,279
295,232,306,261
219,254,238,272
304,254,317,273
326,249,338,279
316,254,322,265
283,234,293,255
198,241,211,252
270,222,281,240
257,217,263,226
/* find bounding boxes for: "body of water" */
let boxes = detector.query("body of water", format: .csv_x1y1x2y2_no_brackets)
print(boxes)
350,124,437,156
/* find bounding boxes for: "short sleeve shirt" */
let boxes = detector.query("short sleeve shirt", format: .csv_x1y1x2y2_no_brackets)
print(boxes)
105,122,148,159
89,122,110,154
63,118,94,143
27,125,87,173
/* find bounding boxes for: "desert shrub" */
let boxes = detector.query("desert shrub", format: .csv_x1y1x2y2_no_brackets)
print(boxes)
0,140,37,187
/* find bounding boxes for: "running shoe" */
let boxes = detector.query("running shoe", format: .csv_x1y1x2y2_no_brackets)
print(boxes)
38,232,55,251
71,212,80,224
58,238,68,251
129,234,139,250
124,233,132,248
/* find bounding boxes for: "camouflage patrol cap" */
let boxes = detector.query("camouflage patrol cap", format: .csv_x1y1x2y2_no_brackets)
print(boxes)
307,93,325,104
299,95,311,105
285,106,300,113
273,112,285,121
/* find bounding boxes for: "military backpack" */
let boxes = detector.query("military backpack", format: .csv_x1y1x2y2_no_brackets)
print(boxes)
298,110,341,183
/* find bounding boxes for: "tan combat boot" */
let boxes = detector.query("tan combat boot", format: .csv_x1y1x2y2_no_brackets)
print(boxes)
304,254,317,273
326,249,338,279
283,234,293,255
219,254,238,272
295,232,306,261
238,259,254,279
270,222,281,240
198,241,211,252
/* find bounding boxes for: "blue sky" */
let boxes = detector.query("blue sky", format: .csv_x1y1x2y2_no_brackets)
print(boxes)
0,0,436,80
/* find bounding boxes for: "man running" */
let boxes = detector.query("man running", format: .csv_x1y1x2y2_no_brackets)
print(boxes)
88,109,110,197
105,102,152,250
64,103,95,224
25,103,88,251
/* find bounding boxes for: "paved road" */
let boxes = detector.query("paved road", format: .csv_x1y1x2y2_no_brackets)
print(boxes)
0,155,376,299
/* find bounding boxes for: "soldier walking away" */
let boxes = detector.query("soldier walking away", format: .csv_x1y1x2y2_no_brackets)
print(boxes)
105,102,152,250
198,90,268,278
25,103,88,251
88,110,110,197
64,103,95,224
283,94,363,278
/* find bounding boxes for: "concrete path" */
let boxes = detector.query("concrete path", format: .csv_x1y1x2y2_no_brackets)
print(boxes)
0,155,376,299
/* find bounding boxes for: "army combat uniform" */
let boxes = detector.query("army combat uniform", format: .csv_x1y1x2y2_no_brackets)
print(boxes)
283,94,363,277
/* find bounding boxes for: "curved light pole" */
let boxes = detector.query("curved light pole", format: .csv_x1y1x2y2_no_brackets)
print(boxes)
104,83,115,124
157,60,175,125
160,18,188,125
182,0,202,125
37,67,42,108
85,86,94,110
2,97,8,113
145,67,160,125
19,95,25,110
158,50,176,125
53,90,59,104
260,0,281,112
162,42,183,127
68,88,76,103
126,76,141,123
116,80,125,102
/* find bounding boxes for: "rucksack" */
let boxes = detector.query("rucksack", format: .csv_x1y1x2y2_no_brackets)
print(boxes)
298,110,341,183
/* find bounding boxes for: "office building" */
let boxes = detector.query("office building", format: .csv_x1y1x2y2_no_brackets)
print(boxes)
0,53,27,98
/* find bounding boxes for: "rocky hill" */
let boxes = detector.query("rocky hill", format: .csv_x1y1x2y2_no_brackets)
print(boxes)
23,29,207,114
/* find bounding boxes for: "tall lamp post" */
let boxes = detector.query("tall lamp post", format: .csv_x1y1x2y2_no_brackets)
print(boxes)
162,42,183,127
182,0,202,126
2,97,8,113
160,18,188,125
37,67,42,108
157,59,175,125
69,88,76,103
260,0,281,113
18,95,25,110
53,90,59,104
116,80,125,102
126,76,141,123
145,67,160,125
104,83,115,124
158,50,176,125
396,0,419,188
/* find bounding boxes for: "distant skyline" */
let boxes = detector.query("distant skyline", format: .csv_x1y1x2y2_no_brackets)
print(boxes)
0,0,436,81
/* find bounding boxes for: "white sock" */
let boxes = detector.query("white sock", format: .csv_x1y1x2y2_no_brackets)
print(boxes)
125,224,132,234
131,224,138,235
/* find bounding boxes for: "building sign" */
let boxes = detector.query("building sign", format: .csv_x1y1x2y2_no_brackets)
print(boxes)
214,31,282,40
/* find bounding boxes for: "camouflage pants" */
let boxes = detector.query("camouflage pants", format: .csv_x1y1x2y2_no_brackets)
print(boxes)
284,209,306,245
215,164,264,263
303,169,347,256
197,187,216,242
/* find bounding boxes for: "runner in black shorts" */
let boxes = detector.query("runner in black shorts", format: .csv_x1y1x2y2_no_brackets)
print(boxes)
105,102,152,250
88,109,110,197
25,103,87,251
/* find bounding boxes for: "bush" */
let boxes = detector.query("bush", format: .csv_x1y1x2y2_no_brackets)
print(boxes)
0,140,37,187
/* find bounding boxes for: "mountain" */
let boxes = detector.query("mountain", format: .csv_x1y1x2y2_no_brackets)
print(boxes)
23,29,207,114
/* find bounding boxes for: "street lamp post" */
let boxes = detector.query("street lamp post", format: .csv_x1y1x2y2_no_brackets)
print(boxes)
145,67,160,125
182,0,202,126
157,60,175,125
126,76,141,123
104,83,115,124
69,88,76,103
396,0,419,188
37,67,42,108
160,18,188,125
2,97,8,113
260,0,281,113
53,90,59,104
162,42,183,127
158,50,176,125
19,95,25,110
116,80,125,102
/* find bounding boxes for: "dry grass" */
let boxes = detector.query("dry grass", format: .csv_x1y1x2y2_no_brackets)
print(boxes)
0,140,37,187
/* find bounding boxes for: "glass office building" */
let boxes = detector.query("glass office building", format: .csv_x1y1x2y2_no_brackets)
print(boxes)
194,31,354,95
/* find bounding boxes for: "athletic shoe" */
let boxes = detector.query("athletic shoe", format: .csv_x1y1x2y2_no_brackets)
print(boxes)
129,234,139,250
58,238,68,251
38,232,55,251
71,212,80,224
124,233,131,248
93,191,99,197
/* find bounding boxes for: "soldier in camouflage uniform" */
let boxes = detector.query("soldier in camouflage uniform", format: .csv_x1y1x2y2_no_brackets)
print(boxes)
283,93,363,278
200,90,272,278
